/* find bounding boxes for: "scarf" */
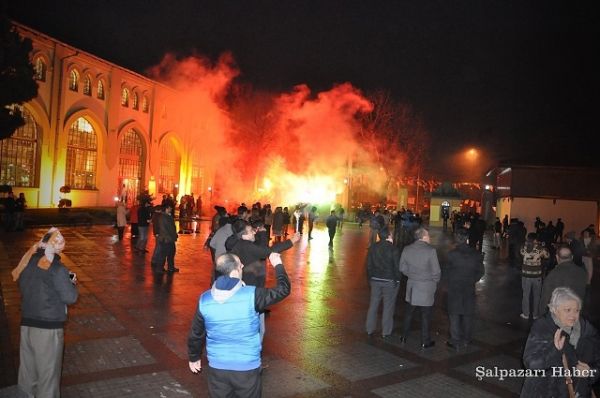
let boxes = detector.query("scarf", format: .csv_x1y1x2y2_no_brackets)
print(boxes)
551,312,582,348
12,227,65,281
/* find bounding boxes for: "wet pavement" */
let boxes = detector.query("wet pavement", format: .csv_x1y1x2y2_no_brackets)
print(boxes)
0,222,598,397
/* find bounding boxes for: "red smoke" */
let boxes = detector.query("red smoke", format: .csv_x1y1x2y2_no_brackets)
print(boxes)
149,52,425,210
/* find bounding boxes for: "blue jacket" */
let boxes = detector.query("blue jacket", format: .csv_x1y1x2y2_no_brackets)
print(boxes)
187,264,291,369
201,284,260,371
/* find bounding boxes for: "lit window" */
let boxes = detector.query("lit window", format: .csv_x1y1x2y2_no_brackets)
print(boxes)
121,88,129,107
132,92,139,110
142,95,149,113
83,75,92,96
97,80,105,100
158,139,180,194
69,70,79,91
66,117,97,190
34,58,46,82
0,106,39,187
119,129,144,205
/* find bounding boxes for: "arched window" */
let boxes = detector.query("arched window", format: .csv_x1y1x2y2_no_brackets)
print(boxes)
132,92,139,110
121,88,129,107
97,80,105,100
119,129,144,205
69,70,79,91
83,75,92,96
190,152,205,196
34,57,46,82
142,95,149,113
158,139,180,194
66,117,97,189
0,107,39,187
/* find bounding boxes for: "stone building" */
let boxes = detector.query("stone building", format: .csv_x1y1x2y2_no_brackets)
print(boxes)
0,22,213,210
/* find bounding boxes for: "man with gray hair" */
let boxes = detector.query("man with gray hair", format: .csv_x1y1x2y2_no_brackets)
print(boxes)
540,246,588,314
187,252,290,397
399,227,441,348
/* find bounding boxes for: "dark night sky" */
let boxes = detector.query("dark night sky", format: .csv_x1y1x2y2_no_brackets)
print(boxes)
4,0,598,176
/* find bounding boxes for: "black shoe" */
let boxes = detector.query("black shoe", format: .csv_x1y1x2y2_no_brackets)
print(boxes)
398,336,406,344
168,267,180,273
446,341,458,350
421,341,435,349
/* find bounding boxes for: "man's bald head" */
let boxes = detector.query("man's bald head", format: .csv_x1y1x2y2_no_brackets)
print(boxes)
556,246,573,263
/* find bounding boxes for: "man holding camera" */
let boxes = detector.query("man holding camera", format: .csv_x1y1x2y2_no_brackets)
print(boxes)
12,227,78,397
187,252,290,397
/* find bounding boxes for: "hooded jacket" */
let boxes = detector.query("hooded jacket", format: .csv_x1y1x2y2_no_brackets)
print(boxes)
187,264,291,369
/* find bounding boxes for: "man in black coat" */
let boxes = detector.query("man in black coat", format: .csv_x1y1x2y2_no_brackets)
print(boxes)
365,227,401,338
444,228,484,349
540,246,588,314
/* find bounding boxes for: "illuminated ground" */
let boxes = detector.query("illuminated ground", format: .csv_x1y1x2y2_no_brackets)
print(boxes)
0,222,598,397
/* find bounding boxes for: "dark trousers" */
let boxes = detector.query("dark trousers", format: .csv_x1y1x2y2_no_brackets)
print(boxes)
448,313,473,346
152,241,176,271
402,304,433,344
328,229,336,245
117,226,125,240
207,366,261,398
131,223,138,238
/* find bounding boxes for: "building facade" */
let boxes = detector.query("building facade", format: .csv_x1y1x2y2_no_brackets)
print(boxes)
0,23,214,210
490,164,600,235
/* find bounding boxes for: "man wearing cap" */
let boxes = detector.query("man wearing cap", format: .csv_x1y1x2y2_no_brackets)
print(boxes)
187,252,290,397
12,228,78,397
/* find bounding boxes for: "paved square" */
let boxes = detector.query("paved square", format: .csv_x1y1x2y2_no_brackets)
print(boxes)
262,358,330,397
372,373,500,398
306,341,418,381
63,336,155,375
62,372,192,397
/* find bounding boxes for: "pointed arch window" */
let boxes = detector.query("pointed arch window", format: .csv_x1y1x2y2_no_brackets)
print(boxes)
97,80,105,100
66,117,97,189
132,92,139,110
83,75,92,96
121,88,129,107
0,106,39,187
69,70,79,91
34,57,46,82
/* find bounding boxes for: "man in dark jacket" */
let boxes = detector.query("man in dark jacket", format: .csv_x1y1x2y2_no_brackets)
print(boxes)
135,202,152,253
444,228,484,349
187,252,290,397
540,246,588,313
365,227,401,338
151,204,179,273
325,210,338,247
468,213,486,252
225,219,298,288
12,228,78,397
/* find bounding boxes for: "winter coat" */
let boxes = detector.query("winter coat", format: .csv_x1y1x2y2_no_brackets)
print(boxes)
157,213,178,243
443,243,484,314
272,211,284,234
521,313,600,397
116,204,127,227
225,235,292,287
19,251,78,329
399,240,441,306
366,240,401,281
540,261,588,312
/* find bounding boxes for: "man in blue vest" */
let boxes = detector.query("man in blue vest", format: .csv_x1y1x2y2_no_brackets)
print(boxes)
187,252,290,397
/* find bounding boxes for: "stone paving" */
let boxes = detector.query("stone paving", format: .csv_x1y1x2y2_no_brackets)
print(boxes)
0,222,598,397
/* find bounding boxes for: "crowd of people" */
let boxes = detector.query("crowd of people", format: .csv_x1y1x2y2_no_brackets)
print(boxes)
6,195,600,397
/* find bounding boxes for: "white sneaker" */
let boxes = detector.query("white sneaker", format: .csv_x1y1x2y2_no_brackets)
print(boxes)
520,313,529,319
